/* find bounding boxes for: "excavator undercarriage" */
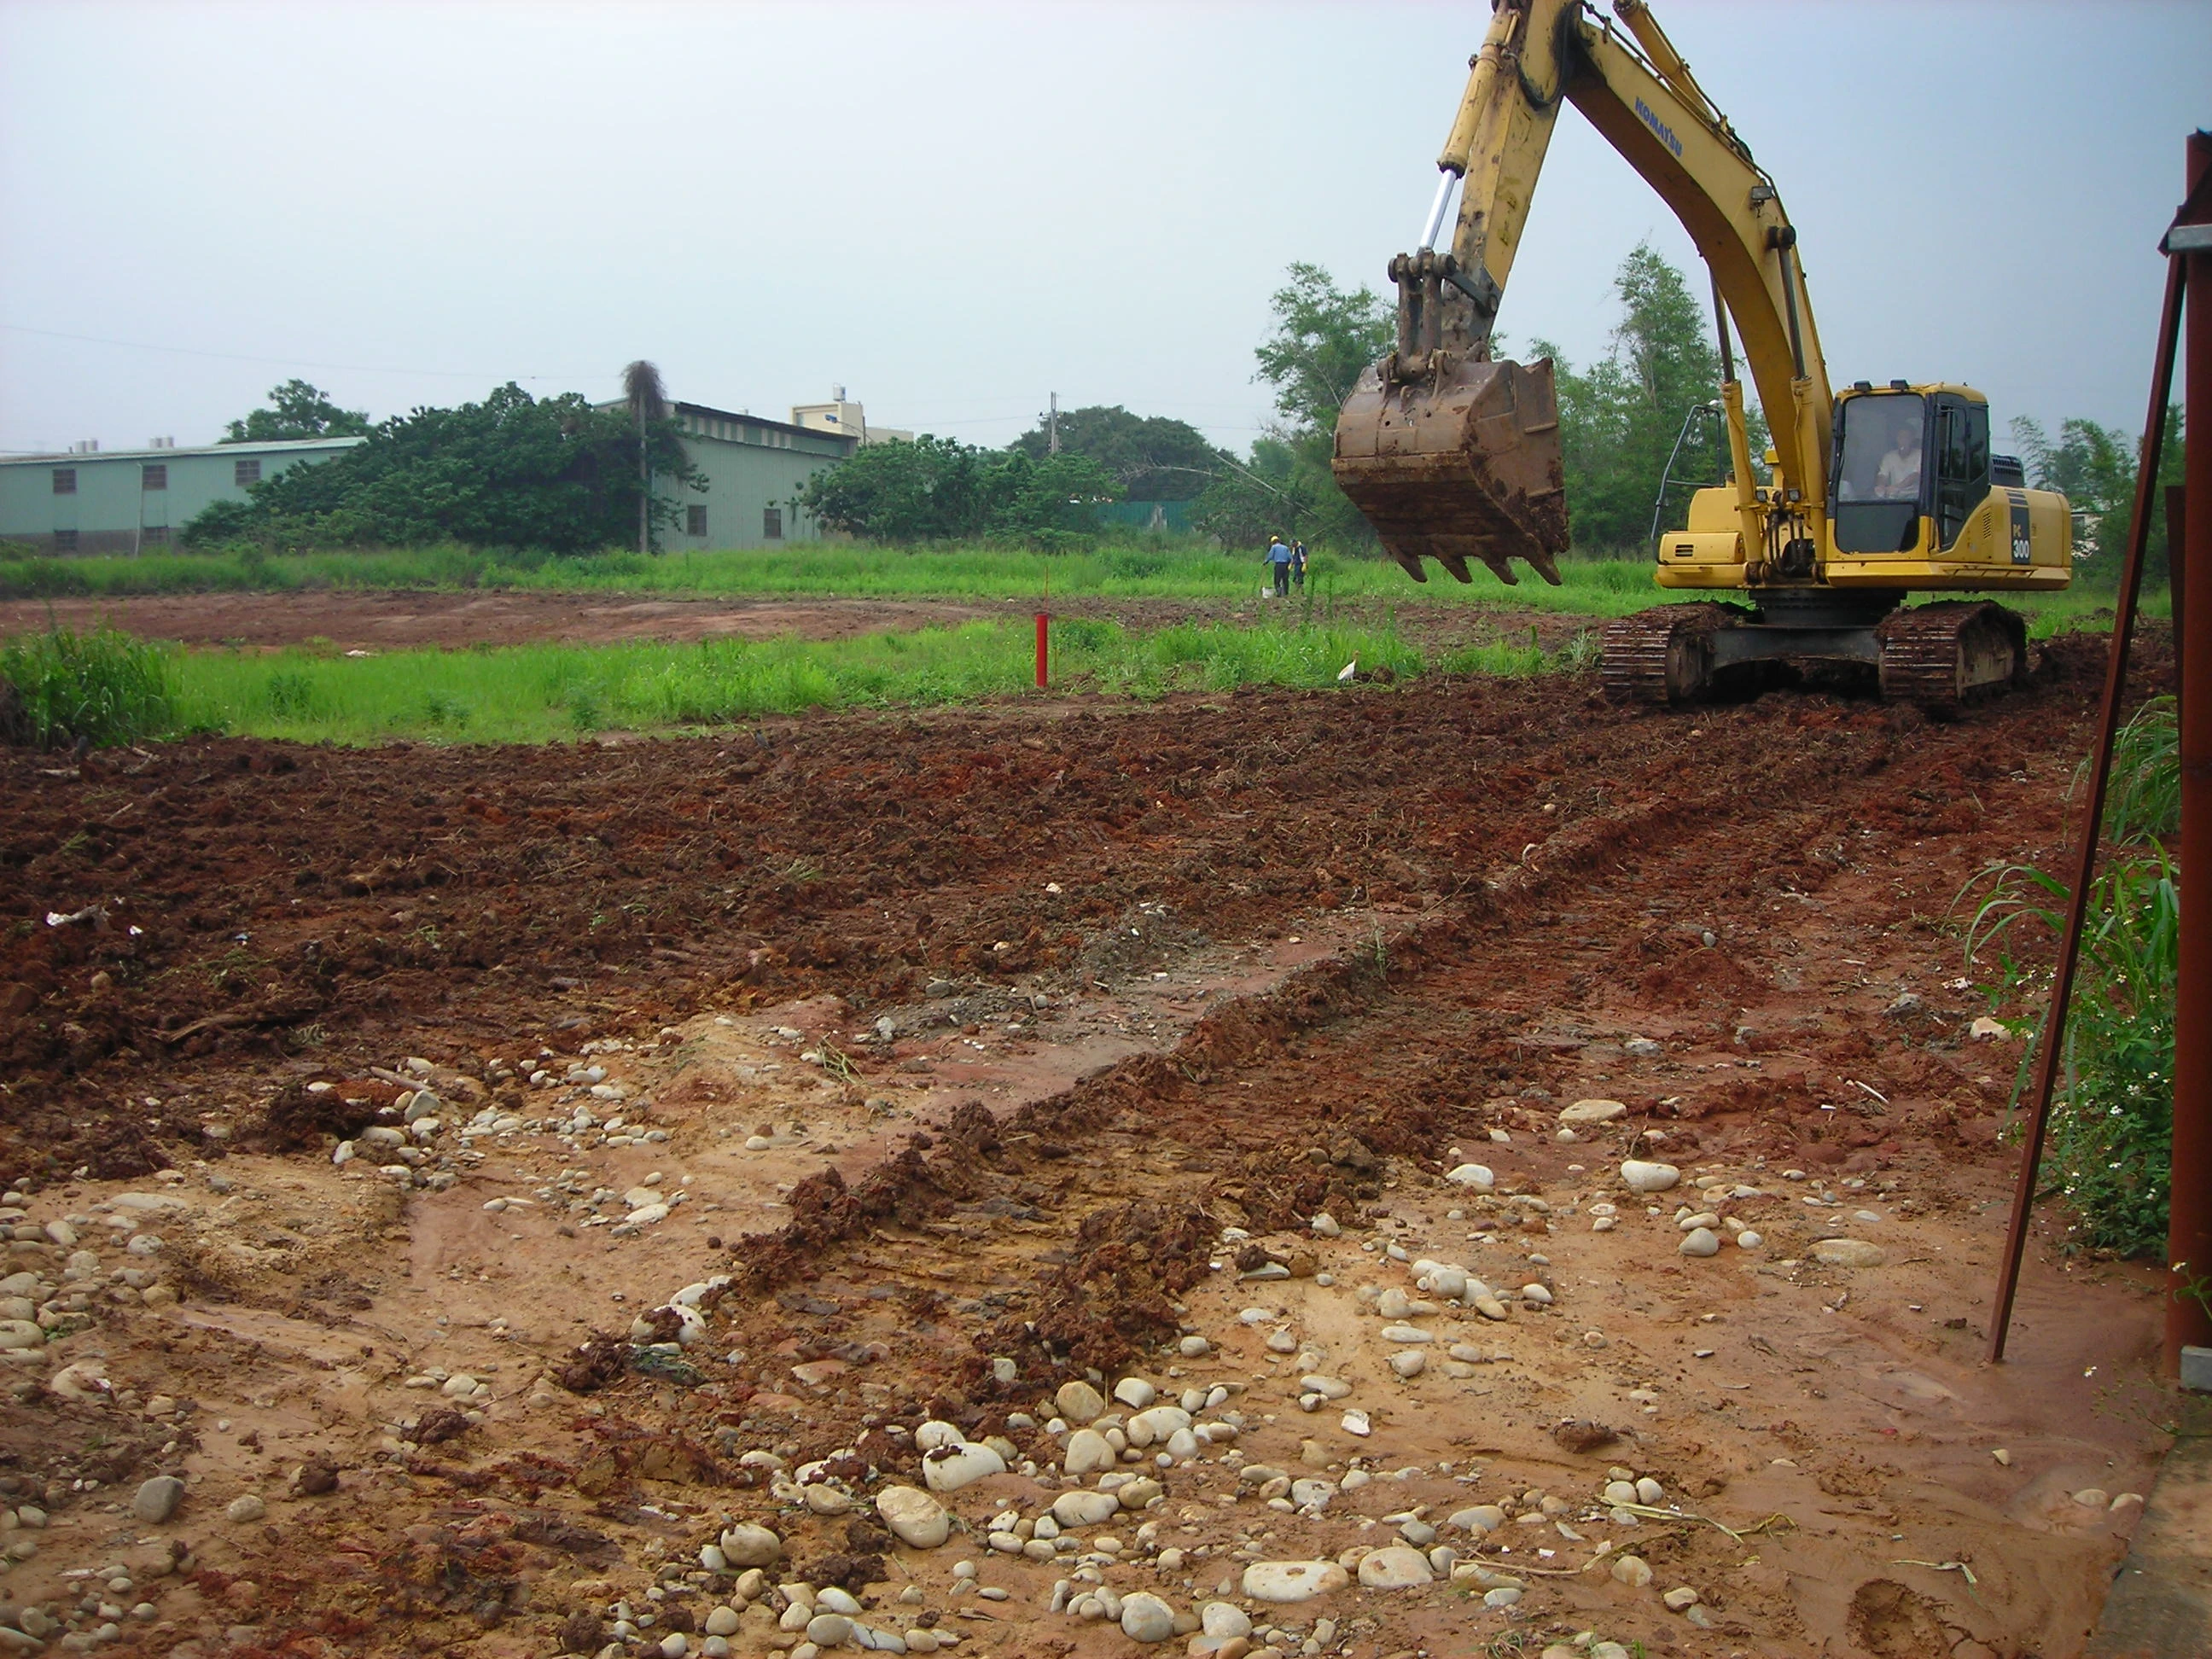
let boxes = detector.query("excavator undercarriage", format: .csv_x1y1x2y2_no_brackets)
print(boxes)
1598,596,2029,714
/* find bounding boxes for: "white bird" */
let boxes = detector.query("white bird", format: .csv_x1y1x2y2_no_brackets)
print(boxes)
1336,660,1358,683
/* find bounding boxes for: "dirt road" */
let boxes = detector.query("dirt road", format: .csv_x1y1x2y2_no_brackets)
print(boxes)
0,632,2178,1659
0,587,1594,656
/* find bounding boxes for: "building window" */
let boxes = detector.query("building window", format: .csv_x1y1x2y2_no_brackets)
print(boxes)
53,529,78,552
52,468,76,494
235,458,261,486
143,463,167,491
142,526,169,545
763,507,783,540
686,504,707,537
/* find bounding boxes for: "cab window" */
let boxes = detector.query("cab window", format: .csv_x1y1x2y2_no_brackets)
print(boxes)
1935,394,1989,549
1831,392,1924,553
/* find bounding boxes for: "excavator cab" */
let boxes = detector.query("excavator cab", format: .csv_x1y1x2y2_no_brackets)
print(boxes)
1831,389,1929,552
1829,384,2005,561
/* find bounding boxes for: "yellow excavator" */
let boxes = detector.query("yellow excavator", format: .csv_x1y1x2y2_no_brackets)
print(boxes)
1331,0,2072,711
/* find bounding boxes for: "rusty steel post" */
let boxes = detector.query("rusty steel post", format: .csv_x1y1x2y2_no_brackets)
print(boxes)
1987,251,2186,1365
2169,130,2212,1371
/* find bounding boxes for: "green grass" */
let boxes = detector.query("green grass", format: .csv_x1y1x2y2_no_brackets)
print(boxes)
144,615,1566,746
1959,696,2178,1259
0,537,2151,638
0,626,178,748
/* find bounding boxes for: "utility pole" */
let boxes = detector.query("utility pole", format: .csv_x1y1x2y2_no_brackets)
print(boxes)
1048,393,1059,456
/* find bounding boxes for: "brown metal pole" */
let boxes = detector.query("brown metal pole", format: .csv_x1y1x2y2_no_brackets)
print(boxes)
1988,250,2186,1365
2168,130,2212,1372
2170,485,2187,699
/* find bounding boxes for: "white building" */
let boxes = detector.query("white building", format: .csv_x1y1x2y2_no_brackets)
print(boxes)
789,386,911,446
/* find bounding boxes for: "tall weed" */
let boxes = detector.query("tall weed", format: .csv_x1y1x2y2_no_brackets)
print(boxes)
0,626,179,748
1958,697,2178,1256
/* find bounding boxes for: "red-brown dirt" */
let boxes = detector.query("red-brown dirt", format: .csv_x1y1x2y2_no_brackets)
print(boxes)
0,587,1595,657
0,626,2180,1659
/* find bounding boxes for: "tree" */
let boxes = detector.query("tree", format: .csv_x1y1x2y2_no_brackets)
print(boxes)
799,434,1119,544
222,380,372,443
622,360,668,556
184,382,701,552
1537,242,1767,552
1256,263,1394,438
1007,405,1231,500
1190,437,1313,551
1235,263,1394,548
2011,409,2186,588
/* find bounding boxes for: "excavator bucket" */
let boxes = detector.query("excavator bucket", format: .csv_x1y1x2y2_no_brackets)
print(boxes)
1331,355,1569,586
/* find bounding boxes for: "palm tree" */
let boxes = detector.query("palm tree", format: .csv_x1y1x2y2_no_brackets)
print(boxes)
622,360,667,556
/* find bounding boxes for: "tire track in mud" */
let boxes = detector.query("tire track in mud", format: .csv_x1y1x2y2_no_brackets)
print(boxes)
709,672,2080,1387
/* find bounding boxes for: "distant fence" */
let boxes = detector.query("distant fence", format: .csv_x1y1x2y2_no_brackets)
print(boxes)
1095,500,1200,534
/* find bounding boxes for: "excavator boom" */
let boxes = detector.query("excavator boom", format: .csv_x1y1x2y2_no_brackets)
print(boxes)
1334,0,1827,585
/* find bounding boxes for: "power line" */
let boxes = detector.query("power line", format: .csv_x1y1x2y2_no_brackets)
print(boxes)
0,321,589,383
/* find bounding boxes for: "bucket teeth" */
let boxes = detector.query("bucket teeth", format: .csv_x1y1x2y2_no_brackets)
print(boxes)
1332,356,1570,587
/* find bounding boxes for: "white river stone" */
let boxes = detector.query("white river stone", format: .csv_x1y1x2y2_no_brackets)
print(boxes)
1356,1545,1435,1589
875,1486,951,1549
922,1441,1005,1493
1242,1560,1350,1604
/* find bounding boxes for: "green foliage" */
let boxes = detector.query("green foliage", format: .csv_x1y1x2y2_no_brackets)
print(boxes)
162,609,1592,746
263,670,318,718
180,498,256,550
2011,407,2186,588
187,383,703,554
1193,436,1316,551
0,540,2152,640
1007,405,1229,501
1198,263,1394,550
1538,242,1768,553
0,626,178,748
2090,694,2179,843
1254,261,1394,438
1959,696,2179,1258
223,379,372,443
799,435,1121,543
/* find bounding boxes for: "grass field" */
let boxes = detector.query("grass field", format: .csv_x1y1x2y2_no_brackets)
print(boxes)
114,616,1560,746
0,538,2153,637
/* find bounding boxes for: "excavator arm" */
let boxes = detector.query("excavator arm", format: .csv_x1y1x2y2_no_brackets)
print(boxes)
1335,0,1831,584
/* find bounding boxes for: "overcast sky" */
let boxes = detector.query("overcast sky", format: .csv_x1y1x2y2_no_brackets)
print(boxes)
2,1,2205,460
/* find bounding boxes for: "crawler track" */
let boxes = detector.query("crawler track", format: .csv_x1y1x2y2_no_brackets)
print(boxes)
1877,598,2031,714
1598,602,1742,704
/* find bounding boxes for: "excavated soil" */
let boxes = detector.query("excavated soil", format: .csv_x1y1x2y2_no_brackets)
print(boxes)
0,626,2184,1659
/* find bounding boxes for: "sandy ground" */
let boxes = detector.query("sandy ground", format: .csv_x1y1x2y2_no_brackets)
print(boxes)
0,628,2184,1659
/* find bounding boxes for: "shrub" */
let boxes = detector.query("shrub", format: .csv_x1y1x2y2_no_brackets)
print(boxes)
0,626,178,749
1959,697,2177,1257
800,437,1120,542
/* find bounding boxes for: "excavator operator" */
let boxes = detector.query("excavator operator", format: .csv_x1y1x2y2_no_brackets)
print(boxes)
1874,421,1924,501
